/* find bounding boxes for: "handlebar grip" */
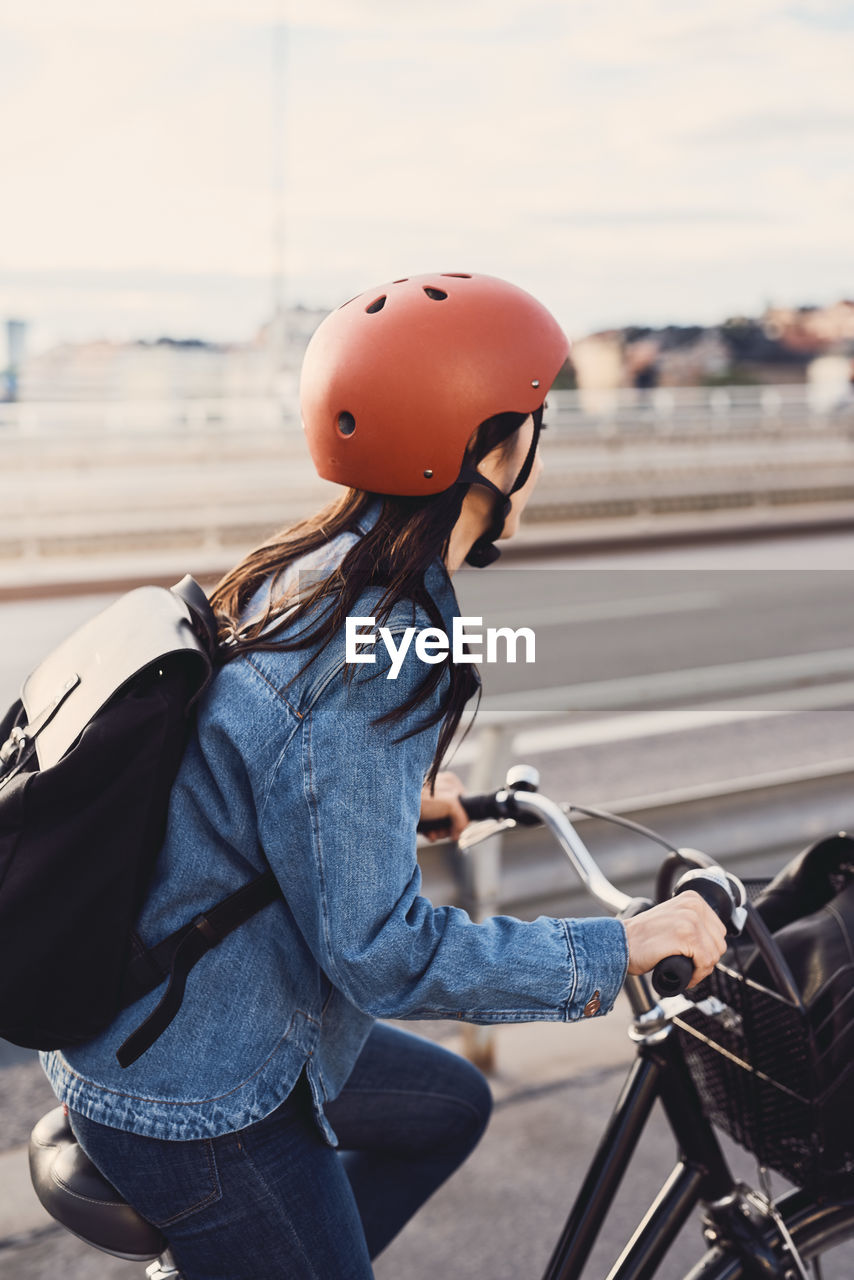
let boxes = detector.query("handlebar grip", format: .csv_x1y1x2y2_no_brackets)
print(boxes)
651,953,695,997
461,793,504,823
650,873,736,997
417,792,504,835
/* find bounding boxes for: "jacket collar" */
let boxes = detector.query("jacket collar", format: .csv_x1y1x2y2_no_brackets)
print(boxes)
353,498,462,638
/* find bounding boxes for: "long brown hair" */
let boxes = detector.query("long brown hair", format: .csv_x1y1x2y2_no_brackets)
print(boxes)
210,411,527,785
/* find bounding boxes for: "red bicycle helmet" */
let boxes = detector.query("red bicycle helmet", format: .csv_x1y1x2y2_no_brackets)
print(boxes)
300,272,569,496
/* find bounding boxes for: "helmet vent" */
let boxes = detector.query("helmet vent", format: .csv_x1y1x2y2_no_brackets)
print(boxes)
423,287,448,301
337,412,356,436
365,296,387,314
441,273,472,279
393,278,408,284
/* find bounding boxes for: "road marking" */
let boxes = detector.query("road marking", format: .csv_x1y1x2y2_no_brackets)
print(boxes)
451,675,854,763
476,647,854,718
463,590,723,628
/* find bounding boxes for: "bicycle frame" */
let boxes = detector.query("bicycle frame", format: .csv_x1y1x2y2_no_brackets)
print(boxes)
28,774,853,1280
542,971,754,1280
474,785,828,1280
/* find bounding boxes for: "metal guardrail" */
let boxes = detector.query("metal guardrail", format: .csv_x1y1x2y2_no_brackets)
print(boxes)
550,386,854,437
1,388,853,569
425,641,854,914
419,723,854,1067
420,754,854,921
0,385,852,442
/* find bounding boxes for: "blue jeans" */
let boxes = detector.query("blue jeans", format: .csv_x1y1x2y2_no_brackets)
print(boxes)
68,1023,492,1279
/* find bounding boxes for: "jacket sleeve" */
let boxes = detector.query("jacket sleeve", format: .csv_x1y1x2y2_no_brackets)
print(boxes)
257,641,628,1024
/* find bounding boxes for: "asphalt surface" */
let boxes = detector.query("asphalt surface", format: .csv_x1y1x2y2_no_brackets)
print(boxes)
4,529,853,700
3,531,853,812
2,529,854,1277
4,1012,854,1279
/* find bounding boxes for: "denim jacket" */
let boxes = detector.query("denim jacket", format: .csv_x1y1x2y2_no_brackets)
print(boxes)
41,505,629,1145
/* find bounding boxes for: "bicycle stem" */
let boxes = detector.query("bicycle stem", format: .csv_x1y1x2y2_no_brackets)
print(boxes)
504,790,634,917
503,789,678,1020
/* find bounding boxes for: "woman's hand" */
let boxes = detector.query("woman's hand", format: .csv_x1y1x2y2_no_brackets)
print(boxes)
419,772,469,842
623,891,728,988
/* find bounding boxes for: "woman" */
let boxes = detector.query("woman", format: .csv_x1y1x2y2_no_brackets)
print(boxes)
41,273,726,1279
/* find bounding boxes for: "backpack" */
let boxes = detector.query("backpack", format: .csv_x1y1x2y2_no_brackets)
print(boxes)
749,833,854,1163
0,576,280,1068
696,833,854,1181
674,833,854,1185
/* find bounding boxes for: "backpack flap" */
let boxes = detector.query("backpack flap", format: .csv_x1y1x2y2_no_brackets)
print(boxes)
753,832,854,933
0,578,220,1051
751,833,854,1014
749,833,854,1171
21,583,215,771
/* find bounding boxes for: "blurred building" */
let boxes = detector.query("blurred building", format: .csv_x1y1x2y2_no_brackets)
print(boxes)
572,326,729,399
807,354,854,411
15,298,854,407
570,332,626,412
15,306,326,403
569,304,854,395
762,300,854,353
635,328,729,387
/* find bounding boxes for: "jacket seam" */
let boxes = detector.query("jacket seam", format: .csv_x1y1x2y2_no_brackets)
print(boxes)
259,721,303,819
302,711,342,995
315,1060,330,1104
408,1006,577,1019
50,1010,318,1105
303,617,432,711
242,654,304,719
319,974,335,1018
559,919,580,1020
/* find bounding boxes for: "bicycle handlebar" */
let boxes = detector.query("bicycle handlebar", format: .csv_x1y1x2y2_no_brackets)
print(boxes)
417,765,803,1009
419,780,636,916
461,792,506,824
417,780,540,833
650,867,747,996
416,794,499,834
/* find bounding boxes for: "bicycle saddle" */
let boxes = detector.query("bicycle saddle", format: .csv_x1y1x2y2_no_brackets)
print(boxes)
28,1105,166,1261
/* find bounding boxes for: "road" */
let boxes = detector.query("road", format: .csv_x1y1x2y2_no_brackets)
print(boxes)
2,529,853,1277
4,1013,853,1279
3,528,852,876
3,391,853,562
2,528,852,848
4,529,853,692
3,530,853,807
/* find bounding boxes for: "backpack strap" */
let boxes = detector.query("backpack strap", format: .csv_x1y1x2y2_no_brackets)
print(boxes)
115,869,282,1068
171,575,219,659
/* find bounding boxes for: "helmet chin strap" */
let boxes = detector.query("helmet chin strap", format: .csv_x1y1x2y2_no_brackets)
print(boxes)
459,406,543,568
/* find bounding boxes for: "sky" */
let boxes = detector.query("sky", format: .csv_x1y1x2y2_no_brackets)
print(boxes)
2,0,853,355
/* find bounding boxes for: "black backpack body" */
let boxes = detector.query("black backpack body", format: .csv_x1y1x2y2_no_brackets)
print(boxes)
0,577,279,1066
750,833,854,1156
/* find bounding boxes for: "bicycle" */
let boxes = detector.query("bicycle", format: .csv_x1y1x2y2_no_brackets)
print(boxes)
28,766,854,1278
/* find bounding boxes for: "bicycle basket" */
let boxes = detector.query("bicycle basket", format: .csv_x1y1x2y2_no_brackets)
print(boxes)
674,879,854,1188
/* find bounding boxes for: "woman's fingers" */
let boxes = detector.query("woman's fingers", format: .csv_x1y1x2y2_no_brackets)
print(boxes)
678,892,727,986
624,891,728,982
420,772,470,841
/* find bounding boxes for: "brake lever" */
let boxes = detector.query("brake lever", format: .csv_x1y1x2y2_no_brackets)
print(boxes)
457,816,518,851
